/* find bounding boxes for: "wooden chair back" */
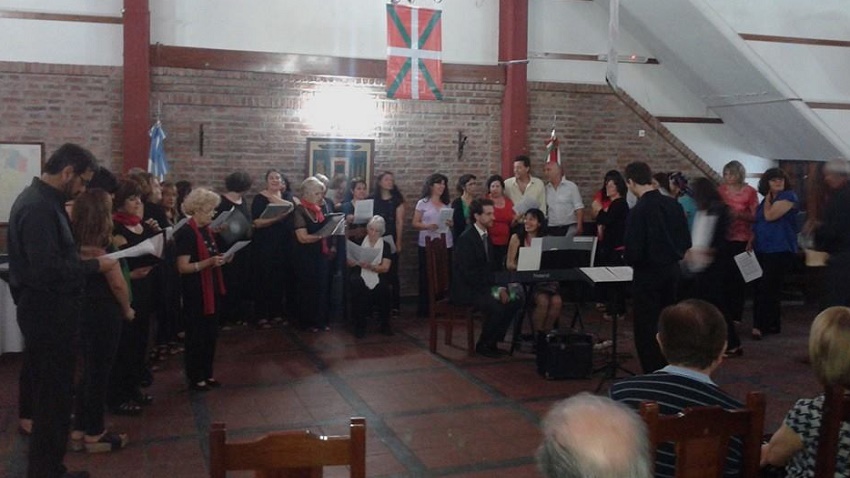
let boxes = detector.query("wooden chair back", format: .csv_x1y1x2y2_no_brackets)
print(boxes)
639,391,765,478
814,384,850,478
425,234,476,355
209,417,366,478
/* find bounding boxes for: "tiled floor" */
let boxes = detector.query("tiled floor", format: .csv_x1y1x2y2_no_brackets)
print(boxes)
0,301,821,477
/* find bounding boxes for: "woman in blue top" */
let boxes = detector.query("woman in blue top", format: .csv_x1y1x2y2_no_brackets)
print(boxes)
752,168,799,340
669,172,697,231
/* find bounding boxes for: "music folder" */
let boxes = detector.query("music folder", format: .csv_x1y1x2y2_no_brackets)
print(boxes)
579,266,633,283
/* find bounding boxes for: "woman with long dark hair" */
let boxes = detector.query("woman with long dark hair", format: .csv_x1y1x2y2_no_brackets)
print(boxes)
370,171,405,314
412,173,452,317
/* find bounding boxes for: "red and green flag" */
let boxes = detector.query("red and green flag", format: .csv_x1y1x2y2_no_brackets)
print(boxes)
386,4,443,100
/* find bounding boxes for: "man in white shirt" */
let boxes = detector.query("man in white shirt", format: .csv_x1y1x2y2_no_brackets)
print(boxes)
504,155,547,216
544,161,584,236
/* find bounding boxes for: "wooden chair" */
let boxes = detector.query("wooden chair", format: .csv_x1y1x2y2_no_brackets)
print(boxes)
814,384,850,478
639,391,765,478
209,417,366,478
425,235,476,356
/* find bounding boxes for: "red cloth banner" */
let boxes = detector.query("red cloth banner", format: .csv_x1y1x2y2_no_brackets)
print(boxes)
386,4,443,100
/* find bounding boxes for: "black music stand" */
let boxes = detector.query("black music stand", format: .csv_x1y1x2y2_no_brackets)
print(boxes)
579,267,635,392
540,236,597,330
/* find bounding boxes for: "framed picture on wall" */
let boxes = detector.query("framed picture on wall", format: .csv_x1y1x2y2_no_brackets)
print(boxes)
307,138,375,189
0,142,45,224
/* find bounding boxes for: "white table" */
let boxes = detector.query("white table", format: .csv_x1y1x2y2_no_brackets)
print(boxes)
0,267,24,354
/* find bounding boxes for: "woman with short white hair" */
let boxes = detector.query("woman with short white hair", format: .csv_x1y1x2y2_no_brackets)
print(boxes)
293,177,332,332
347,215,393,337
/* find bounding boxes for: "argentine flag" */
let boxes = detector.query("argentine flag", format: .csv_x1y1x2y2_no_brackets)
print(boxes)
148,121,169,180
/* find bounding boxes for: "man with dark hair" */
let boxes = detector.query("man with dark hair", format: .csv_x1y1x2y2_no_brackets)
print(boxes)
537,393,651,478
505,155,547,215
623,161,691,373
813,159,850,308
610,299,744,478
452,198,522,357
8,143,116,478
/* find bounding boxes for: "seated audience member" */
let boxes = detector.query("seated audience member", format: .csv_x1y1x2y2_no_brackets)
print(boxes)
610,299,744,478
506,208,562,333
761,306,850,477
451,198,522,358
347,216,393,338
174,188,228,392
537,393,652,478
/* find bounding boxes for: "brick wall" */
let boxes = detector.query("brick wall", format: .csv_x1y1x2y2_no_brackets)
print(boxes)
0,62,716,297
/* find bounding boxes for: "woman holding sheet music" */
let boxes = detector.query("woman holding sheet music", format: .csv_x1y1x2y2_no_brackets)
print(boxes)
251,169,295,329
413,173,452,317
215,171,254,328
293,177,333,332
108,179,160,415
341,177,369,241
506,208,563,333
371,172,405,315
174,188,228,392
347,216,393,338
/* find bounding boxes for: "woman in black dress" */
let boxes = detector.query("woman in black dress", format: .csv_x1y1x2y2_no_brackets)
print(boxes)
215,171,254,327
108,179,159,415
175,188,228,392
251,169,295,328
293,177,332,332
370,172,405,314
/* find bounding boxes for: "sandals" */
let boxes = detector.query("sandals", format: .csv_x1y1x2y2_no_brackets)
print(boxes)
111,401,142,416
84,431,130,453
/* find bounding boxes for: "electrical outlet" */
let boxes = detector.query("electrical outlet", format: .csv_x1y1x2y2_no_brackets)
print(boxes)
638,129,646,137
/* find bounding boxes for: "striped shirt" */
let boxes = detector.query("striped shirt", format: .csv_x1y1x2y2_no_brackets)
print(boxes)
609,370,744,478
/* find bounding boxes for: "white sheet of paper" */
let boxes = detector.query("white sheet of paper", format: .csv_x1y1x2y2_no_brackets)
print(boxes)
530,237,543,249
210,207,234,229
222,240,251,260
346,240,381,264
513,196,540,215
517,246,542,271
734,250,763,283
691,211,718,248
382,235,397,254
579,266,633,283
165,216,190,241
437,207,453,232
353,199,374,224
105,234,164,260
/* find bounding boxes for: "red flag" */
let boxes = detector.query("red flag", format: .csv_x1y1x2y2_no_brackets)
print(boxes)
545,130,561,165
386,4,443,100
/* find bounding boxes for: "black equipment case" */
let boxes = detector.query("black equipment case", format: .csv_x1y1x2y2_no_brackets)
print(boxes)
536,331,594,380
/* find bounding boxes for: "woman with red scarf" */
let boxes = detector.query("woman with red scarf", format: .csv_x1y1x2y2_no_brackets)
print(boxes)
174,188,228,392
293,177,332,332
107,179,160,415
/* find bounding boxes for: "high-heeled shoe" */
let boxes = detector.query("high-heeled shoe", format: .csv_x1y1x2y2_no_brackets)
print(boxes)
724,347,744,358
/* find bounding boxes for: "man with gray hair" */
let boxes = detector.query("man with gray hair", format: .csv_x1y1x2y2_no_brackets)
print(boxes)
813,159,850,307
537,393,652,478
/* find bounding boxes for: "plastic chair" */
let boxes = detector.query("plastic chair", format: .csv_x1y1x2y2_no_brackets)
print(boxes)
639,391,765,478
209,417,366,478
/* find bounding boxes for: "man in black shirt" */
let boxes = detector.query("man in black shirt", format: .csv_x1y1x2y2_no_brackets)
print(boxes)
623,162,691,373
8,143,115,478
814,159,850,308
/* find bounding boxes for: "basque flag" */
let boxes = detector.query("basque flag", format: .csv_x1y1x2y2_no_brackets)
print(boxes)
386,4,443,100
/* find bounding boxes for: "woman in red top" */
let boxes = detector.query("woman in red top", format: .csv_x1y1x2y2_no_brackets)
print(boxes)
485,175,515,269
718,160,759,327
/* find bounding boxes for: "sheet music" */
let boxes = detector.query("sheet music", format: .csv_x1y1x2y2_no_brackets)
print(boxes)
210,206,234,229
259,201,294,220
691,211,718,248
315,214,345,237
165,216,190,241
513,196,540,215
105,234,164,260
579,266,633,283
734,250,762,283
517,246,542,271
437,207,453,232
222,240,251,260
346,240,381,264
353,199,374,224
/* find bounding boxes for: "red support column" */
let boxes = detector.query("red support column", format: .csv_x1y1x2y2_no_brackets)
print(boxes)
499,0,529,178
122,0,151,172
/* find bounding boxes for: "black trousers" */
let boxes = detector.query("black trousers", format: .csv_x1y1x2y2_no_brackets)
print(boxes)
220,250,254,324
753,252,795,334
822,252,850,308
74,299,122,435
184,307,220,384
722,241,749,323
255,256,286,322
107,277,152,407
350,275,391,333
473,292,523,348
632,263,680,373
16,291,80,478
387,252,401,311
296,255,330,329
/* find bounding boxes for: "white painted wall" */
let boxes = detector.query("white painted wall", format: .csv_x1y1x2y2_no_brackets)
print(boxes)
0,0,122,65
150,0,499,64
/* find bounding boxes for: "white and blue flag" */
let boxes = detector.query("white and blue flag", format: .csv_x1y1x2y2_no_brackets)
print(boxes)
148,121,168,180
